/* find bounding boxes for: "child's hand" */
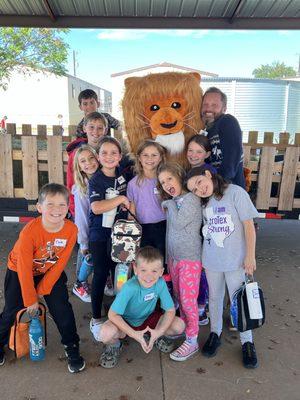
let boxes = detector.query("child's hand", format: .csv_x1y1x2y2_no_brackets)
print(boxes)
120,196,130,210
27,301,39,317
133,328,151,353
243,256,256,276
145,327,160,352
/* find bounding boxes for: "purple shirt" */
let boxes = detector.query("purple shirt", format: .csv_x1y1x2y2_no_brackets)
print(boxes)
127,176,166,224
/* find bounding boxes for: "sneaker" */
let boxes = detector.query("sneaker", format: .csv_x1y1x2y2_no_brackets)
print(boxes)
90,318,103,342
155,336,176,353
242,342,258,369
72,282,91,303
100,343,123,368
64,344,85,373
0,348,5,366
198,311,209,326
202,332,221,358
169,340,199,362
82,281,91,295
104,284,115,297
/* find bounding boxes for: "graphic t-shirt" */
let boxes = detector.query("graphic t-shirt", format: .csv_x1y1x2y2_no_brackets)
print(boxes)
89,167,130,242
202,184,259,272
111,275,174,326
8,217,77,306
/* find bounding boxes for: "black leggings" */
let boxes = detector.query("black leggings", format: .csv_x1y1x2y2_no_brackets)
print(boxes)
89,239,116,319
0,269,79,348
141,220,167,268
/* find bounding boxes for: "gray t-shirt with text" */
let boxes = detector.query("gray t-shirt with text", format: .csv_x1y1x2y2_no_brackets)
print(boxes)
202,184,259,272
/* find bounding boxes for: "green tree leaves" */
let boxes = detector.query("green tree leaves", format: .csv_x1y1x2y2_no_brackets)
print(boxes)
0,28,69,89
252,61,296,79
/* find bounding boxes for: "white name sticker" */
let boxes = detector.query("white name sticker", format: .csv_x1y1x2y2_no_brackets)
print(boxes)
54,239,67,247
144,293,155,301
153,187,159,195
117,175,125,184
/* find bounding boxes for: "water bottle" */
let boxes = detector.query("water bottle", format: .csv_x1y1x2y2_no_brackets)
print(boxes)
29,316,45,361
245,281,263,320
114,262,131,293
78,254,93,282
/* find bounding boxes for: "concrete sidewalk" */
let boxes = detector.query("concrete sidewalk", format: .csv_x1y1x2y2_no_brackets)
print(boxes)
0,219,299,400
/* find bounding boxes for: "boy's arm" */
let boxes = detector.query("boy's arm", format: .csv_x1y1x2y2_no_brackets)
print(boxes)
243,219,256,275
15,232,39,307
36,229,77,296
108,309,150,353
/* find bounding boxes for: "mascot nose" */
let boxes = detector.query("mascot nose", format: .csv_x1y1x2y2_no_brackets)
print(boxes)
160,121,177,129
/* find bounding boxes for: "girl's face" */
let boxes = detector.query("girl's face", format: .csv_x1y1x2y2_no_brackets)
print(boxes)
78,150,99,177
187,141,211,167
98,142,122,170
187,171,214,198
139,145,162,172
158,171,182,197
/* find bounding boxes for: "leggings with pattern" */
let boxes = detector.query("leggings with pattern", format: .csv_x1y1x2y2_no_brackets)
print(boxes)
169,258,202,338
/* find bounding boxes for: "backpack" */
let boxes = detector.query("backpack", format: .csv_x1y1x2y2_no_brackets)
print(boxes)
230,278,265,332
9,303,47,358
111,209,142,263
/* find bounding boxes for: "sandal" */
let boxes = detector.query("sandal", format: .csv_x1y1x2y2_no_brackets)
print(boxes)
155,336,176,353
100,343,123,368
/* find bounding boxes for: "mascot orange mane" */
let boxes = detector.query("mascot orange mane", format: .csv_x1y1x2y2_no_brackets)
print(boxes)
122,72,203,164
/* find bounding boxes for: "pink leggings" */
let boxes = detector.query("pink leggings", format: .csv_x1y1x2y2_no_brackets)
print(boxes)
169,259,202,338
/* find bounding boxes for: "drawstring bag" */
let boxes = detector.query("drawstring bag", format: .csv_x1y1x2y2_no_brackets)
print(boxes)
230,276,265,332
9,303,47,358
111,208,142,263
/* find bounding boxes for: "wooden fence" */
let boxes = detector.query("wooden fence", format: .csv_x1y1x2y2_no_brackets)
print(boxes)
0,125,300,212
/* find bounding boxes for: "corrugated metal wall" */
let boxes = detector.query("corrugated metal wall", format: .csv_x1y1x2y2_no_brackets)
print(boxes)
201,78,300,140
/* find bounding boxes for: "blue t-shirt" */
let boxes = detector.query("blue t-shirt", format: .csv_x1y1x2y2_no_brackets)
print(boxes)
88,167,130,242
111,275,174,327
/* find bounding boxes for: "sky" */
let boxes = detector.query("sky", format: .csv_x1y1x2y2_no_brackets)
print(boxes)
65,29,300,91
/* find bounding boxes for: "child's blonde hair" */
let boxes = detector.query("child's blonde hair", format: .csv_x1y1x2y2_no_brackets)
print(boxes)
73,145,99,195
134,140,167,185
157,162,186,200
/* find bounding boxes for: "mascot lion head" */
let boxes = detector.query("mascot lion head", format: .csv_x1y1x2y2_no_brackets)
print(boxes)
122,72,203,164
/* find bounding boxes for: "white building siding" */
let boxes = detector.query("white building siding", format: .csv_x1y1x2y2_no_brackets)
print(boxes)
0,68,112,128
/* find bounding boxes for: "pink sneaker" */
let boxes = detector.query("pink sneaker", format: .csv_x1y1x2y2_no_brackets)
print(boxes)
170,340,199,362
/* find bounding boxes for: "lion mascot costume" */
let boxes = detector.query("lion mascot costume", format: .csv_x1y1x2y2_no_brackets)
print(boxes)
122,71,203,165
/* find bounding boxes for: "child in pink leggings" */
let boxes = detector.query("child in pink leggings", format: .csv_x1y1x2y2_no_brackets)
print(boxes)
157,163,202,361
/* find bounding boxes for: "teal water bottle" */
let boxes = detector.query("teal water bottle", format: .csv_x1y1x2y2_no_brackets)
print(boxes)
29,316,45,361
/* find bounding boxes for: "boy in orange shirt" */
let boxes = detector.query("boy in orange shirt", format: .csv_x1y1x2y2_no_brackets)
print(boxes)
0,183,85,373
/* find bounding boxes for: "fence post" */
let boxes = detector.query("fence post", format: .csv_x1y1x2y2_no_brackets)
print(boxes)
47,136,64,184
256,146,276,210
278,147,300,211
0,134,14,197
22,136,38,200
22,124,32,136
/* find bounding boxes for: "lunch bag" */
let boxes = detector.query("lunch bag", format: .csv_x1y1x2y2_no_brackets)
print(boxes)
111,209,142,263
9,303,47,358
230,277,265,332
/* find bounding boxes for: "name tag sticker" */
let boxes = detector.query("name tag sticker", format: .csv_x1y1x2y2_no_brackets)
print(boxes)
54,239,67,247
144,293,155,301
153,187,159,195
117,175,125,184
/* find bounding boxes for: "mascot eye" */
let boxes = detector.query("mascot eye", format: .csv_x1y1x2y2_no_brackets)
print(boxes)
171,102,181,109
150,104,160,111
